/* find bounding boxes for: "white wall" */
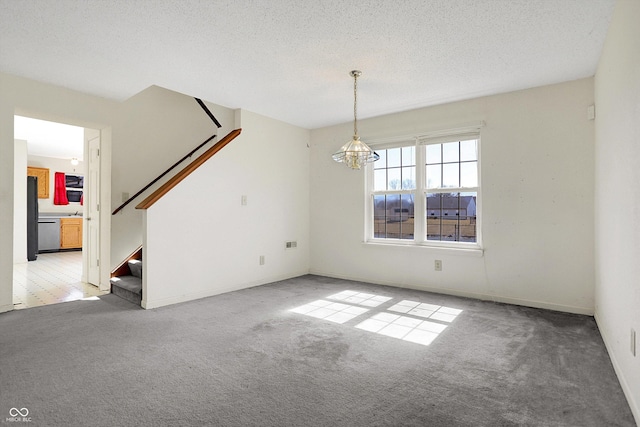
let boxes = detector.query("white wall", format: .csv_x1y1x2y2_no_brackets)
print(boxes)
0,94,15,313
310,78,595,314
13,139,27,264
594,0,640,422
110,85,235,268
0,72,116,312
27,154,84,214
143,109,310,309
0,73,247,313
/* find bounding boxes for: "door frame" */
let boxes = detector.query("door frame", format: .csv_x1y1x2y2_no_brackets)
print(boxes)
83,130,101,287
12,111,112,294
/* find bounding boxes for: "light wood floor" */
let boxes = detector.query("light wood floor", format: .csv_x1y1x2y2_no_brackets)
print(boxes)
12,251,107,309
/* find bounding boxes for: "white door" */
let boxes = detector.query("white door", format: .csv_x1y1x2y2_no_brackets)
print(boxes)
86,136,100,286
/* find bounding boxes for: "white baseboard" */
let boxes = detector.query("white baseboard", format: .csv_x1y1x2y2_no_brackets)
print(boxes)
142,270,309,310
308,269,594,315
0,303,14,314
594,312,640,426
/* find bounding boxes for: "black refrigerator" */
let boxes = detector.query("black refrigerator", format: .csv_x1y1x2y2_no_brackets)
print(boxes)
27,176,38,261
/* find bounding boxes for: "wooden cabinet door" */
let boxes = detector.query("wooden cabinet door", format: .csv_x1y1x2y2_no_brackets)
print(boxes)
27,166,50,199
60,218,83,249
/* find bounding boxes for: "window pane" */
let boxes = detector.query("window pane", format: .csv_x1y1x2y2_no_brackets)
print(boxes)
387,194,400,208
387,148,401,168
400,194,415,239
459,192,477,219
388,168,401,190
402,146,416,166
460,162,478,187
372,194,415,240
426,164,441,189
441,193,458,218
374,169,386,191
459,192,477,242
460,140,477,161
426,194,441,240
426,144,441,164
386,194,401,238
440,193,458,241
442,163,459,187
427,193,441,216
442,142,459,163
426,192,477,242
402,166,416,189
375,149,387,169
373,195,387,238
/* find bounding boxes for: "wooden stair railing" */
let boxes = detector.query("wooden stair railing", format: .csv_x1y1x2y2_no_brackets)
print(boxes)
112,97,224,215
135,128,242,210
112,135,217,215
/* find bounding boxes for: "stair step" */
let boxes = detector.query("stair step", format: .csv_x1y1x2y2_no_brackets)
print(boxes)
110,275,142,305
128,259,142,279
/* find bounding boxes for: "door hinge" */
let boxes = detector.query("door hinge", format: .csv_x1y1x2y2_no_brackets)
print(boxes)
97,259,100,267
97,149,100,156
97,204,100,212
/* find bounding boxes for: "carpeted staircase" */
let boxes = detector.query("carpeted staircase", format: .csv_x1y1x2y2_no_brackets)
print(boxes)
110,258,142,305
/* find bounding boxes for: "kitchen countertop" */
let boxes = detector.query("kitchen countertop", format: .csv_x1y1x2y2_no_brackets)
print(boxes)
39,213,83,219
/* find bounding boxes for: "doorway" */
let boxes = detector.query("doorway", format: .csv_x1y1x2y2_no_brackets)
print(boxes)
13,115,106,308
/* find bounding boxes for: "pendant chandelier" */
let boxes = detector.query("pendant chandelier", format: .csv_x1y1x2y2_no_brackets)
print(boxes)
332,70,379,170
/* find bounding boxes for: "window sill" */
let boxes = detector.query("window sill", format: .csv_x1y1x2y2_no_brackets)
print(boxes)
363,239,484,257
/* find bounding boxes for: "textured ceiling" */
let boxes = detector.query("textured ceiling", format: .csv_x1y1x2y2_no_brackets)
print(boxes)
0,0,615,129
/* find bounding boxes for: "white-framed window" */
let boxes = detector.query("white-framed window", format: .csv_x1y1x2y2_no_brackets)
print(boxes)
366,127,481,249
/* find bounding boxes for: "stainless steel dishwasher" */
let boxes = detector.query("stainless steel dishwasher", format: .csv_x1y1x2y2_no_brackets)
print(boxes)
38,218,60,252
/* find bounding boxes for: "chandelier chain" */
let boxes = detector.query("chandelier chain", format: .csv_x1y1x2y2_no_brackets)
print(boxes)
331,69,379,169
353,72,358,136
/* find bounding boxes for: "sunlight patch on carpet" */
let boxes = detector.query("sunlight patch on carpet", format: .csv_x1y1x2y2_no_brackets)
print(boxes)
326,290,392,307
289,299,369,324
388,300,463,322
355,313,449,346
289,290,463,346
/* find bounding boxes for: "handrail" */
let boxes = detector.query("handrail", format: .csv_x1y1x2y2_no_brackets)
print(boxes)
195,98,222,128
112,134,217,215
135,128,242,210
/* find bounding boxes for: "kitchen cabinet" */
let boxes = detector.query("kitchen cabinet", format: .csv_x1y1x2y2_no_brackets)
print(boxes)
60,217,82,249
27,166,50,199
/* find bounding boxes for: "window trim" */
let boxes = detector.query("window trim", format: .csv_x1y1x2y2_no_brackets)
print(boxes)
364,124,483,251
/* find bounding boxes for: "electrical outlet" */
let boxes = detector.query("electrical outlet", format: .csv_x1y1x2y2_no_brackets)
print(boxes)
632,328,636,357
434,260,442,271
285,241,297,249
259,255,265,266
122,192,130,202
241,195,247,206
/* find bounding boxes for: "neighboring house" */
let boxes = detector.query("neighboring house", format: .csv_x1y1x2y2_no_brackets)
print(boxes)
427,195,476,219
374,195,476,222
374,195,415,223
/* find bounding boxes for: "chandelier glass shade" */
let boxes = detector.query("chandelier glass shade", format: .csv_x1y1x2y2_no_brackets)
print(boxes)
332,70,379,170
